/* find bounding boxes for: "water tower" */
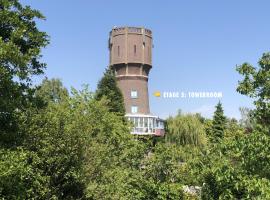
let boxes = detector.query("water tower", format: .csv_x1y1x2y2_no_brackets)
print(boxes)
109,26,164,136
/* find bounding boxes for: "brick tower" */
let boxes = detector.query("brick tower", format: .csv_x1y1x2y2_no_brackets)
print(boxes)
109,27,152,114
108,26,164,136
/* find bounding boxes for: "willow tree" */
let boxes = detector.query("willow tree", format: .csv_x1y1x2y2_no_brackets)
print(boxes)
166,113,207,147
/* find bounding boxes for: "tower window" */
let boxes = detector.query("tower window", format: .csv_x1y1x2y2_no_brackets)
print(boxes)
134,45,136,55
131,90,138,98
131,106,138,113
117,46,120,57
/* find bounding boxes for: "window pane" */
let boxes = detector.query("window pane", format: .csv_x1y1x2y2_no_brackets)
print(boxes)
131,106,138,113
131,90,138,98
144,117,148,127
135,117,138,127
139,117,143,127
149,118,153,128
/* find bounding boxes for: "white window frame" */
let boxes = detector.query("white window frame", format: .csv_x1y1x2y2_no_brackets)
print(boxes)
131,90,138,98
131,106,138,113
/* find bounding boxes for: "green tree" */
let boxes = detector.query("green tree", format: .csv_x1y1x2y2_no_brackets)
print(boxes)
1,84,144,199
239,107,256,133
224,117,244,138
236,52,270,133
95,67,125,116
166,113,207,147
0,1,51,198
35,78,69,104
211,102,226,142
0,148,49,199
0,0,49,147
197,131,270,199
140,141,203,199
195,55,270,199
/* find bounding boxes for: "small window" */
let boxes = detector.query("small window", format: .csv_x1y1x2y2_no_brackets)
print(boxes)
134,45,136,55
131,90,138,98
117,46,120,56
131,106,138,113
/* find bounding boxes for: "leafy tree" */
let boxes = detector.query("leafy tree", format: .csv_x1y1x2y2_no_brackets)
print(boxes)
35,78,69,104
195,113,206,124
197,131,270,199
18,86,135,199
166,113,207,147
236,52,270,133
211,101,226,142
194,55,270,199
224,118,244,138
239,107,256,133
76,87,148,199
12,88,88,199
141,140,204,199
95,67,125,116
0,148,49,199
0,0,49,147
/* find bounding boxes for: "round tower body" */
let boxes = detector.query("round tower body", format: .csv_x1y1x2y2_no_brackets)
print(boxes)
109,27,153,114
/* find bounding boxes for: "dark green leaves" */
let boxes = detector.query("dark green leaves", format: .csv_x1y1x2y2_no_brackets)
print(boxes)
95,68,125,116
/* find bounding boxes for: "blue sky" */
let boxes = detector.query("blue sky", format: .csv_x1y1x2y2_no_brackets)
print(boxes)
22,0,270,119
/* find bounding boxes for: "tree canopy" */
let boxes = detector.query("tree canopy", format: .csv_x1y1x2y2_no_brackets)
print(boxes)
0,0,49,147
211,101,226,142
166,113,207,147
95,67,125,116
236,53,270,133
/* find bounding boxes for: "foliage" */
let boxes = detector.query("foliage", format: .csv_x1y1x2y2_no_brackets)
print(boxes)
95,67,125,116
166,113,207,147
224,118,244,138
35,78,69,104
0,0,49,147
211,101,226,142
236,52,270,132
193,131,270,199
0,148,49,199
69,88,148,199
191,53,270,199
239,107,256,133
11,86,144,199
20,89,88,199
140,142,203,199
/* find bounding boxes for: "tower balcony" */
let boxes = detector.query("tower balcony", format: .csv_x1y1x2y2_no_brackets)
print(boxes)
126,114,165,136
